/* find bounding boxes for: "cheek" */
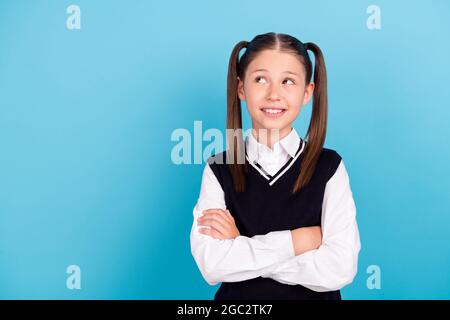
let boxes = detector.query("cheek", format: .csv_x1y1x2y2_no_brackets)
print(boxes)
243,85,265,108
288,105,301,119
284,91,303,119
287,89,306,107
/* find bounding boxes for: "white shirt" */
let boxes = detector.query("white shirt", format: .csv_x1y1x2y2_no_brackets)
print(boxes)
190,127,361,292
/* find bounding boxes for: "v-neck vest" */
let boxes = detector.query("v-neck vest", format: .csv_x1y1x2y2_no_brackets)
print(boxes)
206,141,343,300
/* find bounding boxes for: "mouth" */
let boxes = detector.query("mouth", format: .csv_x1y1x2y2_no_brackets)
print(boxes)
260,107,287,118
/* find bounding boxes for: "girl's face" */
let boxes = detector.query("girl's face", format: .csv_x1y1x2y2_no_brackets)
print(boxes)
237,49,314,142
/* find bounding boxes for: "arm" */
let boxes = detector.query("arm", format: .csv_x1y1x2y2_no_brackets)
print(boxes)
290,226,322,256
190,163,296,285
261,159,362,292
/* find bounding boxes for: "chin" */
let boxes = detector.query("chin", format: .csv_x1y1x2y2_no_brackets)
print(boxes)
259,120,289,132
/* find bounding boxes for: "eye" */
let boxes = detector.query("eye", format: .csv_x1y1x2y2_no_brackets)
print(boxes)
283,78,295,85
255,76,267,84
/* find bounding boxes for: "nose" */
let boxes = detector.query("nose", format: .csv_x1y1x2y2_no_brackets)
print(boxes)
267,83,281,101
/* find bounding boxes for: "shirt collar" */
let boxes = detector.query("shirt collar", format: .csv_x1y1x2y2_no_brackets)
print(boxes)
245,127,301,162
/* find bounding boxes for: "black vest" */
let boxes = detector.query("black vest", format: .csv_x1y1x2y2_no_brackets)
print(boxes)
207,140,342,300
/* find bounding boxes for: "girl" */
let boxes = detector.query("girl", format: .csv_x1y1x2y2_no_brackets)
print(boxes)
190,32,361,300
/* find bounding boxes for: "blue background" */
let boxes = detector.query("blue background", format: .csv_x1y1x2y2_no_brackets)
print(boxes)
0,0,449,299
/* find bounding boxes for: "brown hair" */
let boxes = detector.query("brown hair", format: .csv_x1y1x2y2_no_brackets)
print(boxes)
226,32,328,194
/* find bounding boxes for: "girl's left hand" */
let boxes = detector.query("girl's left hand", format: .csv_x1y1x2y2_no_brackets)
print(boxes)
197,209,240,240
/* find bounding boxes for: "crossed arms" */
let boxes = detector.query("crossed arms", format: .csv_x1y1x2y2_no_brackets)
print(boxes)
190,160,361,292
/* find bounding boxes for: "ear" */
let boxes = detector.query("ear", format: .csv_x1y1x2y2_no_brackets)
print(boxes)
237,76,245,101
302,82,315,106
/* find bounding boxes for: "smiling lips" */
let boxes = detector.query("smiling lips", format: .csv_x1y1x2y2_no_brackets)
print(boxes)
260,107,287,118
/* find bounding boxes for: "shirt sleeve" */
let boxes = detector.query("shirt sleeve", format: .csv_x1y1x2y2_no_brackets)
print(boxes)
261,159,362,292
190,163,296,286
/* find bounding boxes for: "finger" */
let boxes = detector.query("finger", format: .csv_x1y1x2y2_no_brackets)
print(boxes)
225,209,235,222
203,209,233,224
202,208,225,215
199,211,231,225
198,217,229,235
199,211,229,224
198,227,226,240
220,209,234,224
201,211,238,238
217,211,234,226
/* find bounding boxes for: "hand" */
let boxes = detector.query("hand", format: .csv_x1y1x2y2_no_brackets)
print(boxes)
290,226,322,256
197,208,240,240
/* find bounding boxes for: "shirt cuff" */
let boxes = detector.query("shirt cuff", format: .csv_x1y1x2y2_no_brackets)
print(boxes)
251,230,296,260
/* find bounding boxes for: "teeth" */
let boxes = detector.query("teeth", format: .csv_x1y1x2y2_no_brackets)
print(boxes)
263,108,284,114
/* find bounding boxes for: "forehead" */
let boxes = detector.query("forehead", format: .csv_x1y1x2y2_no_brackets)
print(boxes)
247,49,304,74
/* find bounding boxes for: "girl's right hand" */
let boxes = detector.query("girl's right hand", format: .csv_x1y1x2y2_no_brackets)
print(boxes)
290,226,322,256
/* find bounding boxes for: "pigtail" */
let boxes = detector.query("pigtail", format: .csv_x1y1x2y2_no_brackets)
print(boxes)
292,42,328,194
226,40,249,192
223,33,327,194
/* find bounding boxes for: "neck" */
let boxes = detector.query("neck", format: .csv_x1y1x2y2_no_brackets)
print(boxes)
252,127,292,150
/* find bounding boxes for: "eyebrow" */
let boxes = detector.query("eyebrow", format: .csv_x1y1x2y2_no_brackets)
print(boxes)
250,68,301,77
